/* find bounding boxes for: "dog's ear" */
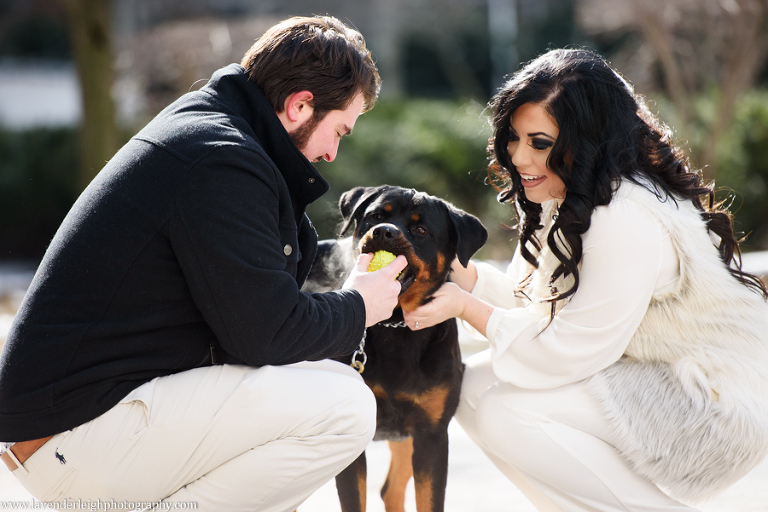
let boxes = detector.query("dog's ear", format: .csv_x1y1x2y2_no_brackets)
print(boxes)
338,186,383,236
447,205,488,267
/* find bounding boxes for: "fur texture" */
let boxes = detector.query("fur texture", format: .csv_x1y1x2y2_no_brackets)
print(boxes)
585,180,768,501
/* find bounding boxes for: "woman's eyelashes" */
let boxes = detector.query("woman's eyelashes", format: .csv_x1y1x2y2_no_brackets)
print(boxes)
529,137,554,151
509,130,554,151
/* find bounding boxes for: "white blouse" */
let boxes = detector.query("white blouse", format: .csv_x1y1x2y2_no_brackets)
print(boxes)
472,183,680,389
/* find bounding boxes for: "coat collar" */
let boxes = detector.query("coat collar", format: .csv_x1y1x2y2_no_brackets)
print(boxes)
201,64,330,207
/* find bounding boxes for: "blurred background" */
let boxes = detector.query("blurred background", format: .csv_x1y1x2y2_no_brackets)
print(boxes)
1,1,768,507
0,0,767,264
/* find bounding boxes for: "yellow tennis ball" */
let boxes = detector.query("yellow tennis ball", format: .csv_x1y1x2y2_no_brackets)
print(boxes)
368,250,397,272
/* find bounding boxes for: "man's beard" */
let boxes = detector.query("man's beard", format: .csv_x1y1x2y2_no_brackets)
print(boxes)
289,110,325,154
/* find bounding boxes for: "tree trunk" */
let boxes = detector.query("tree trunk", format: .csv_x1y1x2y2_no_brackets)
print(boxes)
632,1,692,131
61,0,118,191
700,0,768,177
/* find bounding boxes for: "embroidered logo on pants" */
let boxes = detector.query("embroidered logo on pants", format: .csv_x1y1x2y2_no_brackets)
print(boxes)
55,450,67,464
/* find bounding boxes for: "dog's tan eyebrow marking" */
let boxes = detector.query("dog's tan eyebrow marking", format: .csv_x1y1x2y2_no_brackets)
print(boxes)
384,204,393,212
411,213,420,223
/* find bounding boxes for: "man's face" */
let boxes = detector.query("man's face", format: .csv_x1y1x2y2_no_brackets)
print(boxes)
290,92,366,163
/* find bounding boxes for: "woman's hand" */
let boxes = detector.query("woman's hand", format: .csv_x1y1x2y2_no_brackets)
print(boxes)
449,258,478,292
403,280,494,337
403,282,467,330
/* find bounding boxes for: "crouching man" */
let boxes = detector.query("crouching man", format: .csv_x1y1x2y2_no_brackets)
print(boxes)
0,15,406,511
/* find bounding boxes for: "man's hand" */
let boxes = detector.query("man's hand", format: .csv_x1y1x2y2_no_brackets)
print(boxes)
343,253,408,327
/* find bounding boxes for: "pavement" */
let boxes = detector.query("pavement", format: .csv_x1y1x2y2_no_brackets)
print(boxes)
1,261,767,510
1,421,767,510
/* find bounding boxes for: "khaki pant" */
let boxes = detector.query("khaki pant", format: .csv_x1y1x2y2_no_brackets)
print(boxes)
12,360,375,511
456,350,699,512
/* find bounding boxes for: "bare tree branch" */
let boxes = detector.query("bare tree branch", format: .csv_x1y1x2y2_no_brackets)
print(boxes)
578,0,768,177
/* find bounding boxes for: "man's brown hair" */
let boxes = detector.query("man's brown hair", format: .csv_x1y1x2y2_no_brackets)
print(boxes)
241,16,381,117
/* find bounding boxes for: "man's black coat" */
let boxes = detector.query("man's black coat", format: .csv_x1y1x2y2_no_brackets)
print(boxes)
0,64,366,441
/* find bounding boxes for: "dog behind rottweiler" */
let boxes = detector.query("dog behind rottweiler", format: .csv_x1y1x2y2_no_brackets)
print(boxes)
303,185,487,512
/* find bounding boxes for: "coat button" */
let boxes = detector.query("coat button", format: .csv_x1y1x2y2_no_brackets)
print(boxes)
283,244,293,256
308,177,316,184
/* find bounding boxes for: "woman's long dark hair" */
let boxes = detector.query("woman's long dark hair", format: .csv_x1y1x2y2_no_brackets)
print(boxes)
488,48,767,310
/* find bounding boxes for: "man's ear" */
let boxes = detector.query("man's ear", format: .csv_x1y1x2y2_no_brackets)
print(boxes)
279,90,314,130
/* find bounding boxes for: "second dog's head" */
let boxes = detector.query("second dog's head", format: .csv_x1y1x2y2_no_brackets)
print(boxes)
339,185,487,312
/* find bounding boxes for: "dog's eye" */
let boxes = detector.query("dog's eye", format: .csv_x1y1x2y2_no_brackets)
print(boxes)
413,226,428,236
370,213,384,222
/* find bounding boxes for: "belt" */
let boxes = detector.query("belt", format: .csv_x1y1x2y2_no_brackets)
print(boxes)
1,436,53,471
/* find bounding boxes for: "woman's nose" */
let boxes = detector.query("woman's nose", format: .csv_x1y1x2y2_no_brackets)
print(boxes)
509,141,530,167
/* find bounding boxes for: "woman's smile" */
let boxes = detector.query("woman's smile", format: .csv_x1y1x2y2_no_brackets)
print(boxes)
519,173,547,187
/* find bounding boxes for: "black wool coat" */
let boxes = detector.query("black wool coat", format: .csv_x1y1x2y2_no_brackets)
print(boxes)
0,64,366,441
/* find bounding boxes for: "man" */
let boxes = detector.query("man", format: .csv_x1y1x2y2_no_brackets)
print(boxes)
0,16,406,510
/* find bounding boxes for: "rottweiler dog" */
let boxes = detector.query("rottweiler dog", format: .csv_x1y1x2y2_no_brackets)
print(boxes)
304,185,487,512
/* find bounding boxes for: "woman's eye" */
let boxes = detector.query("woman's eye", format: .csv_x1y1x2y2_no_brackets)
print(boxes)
530,138,554,151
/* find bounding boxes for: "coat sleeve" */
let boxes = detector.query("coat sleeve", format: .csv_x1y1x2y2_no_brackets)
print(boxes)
168,145,366,366
485,197,676,389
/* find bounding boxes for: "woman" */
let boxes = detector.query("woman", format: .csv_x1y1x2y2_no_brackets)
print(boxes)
404,48,768,511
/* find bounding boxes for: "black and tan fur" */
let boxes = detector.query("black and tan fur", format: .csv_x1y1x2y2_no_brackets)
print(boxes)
304,185,487,512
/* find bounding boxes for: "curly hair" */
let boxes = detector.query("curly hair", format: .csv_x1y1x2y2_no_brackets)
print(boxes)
488,48,767,310
241,15,381,116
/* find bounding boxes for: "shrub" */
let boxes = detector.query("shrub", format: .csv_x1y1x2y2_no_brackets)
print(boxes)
0,127,79,260
714,90,768,251
311,98,516,259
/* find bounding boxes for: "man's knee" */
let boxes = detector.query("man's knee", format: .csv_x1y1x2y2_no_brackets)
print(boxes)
335,375,377,447
289,361,377,448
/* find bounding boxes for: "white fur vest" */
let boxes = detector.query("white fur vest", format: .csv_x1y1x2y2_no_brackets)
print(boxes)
558,180,768,502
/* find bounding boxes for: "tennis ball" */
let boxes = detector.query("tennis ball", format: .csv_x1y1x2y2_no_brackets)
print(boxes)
368,250,397,272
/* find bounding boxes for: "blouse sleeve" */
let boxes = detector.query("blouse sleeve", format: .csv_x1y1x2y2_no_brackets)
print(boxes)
472,244,529,309
486,197,673,389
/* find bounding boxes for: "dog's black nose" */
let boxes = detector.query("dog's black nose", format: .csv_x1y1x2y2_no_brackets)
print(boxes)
372,224,400,241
